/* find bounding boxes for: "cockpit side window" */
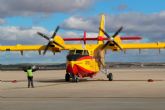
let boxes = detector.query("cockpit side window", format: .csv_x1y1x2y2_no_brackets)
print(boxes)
69,50,75,55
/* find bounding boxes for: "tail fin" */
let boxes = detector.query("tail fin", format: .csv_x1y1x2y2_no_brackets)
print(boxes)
98,14,105,44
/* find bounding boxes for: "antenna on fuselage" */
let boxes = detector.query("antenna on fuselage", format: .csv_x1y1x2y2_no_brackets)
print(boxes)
82,31,87,49
83,31,87,45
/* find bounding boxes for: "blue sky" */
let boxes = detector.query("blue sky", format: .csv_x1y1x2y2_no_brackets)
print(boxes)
0,0,165,64
5,0,165,29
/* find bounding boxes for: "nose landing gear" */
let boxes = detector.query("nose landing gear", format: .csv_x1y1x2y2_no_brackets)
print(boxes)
65,73,70,82
65,72,79,82
72,75,79,82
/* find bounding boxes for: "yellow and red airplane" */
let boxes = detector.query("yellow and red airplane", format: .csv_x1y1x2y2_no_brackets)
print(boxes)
0,14,165,82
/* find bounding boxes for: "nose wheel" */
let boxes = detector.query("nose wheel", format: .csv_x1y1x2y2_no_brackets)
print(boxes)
71,74,79,82
65,73,70,82
107,73,113,81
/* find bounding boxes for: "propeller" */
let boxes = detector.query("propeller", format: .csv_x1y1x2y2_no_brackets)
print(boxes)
99,27,123,50
96,27,123,68
37,26,64,55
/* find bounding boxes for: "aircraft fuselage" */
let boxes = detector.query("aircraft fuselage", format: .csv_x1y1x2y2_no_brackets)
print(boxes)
66,49,99,79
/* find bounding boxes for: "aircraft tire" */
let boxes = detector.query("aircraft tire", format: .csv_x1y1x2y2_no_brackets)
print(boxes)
75,77,79,82
72,76,79,82
107,73,113,81
65,73,70,82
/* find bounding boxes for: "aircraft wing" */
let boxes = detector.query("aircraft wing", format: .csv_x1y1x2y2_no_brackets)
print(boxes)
120,42,165,50
106,42,165,51
0,44,61,55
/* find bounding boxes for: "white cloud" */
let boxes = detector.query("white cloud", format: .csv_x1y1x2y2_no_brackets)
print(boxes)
61,15,98,32
60,31,99,39
0,26,49,45
61,16,98,32
60,31,81,38
0,0,93,17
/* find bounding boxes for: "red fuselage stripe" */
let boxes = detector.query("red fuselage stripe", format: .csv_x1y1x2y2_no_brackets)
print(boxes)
77,56,93,61
67,64,95,77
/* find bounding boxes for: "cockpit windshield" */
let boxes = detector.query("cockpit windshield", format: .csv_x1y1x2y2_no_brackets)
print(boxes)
69,50,89,55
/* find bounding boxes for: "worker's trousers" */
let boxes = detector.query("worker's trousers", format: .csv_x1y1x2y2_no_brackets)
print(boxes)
28,76,34,88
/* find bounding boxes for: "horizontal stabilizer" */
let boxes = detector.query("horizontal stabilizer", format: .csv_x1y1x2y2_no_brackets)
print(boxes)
63,36,142,41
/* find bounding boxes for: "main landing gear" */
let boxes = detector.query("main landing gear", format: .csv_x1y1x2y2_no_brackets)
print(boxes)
65,73,79,82
107,73,113,81
101,69,113,81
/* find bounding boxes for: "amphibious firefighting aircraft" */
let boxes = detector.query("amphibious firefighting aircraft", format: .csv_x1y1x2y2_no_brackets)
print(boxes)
0,14,165,82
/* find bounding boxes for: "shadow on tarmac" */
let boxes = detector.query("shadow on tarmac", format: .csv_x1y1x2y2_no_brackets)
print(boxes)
37,78,164,83
1,78,164,90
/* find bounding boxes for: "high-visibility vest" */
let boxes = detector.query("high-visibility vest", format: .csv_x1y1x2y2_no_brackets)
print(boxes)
27,69,33,77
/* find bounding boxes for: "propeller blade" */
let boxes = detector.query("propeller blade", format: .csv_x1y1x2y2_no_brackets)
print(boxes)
53,41,64,49
111,26,123,38
51,26,60,38
99,27,111,38
113,41,123,50
101,40,123,51
37,32,50,41
99,28,111,50
101,41,110,50
43,42,51,55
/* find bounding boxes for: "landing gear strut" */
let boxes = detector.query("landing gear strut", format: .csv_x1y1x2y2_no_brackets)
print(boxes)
71,74,79,82
107,73,113,81
72,76,79,82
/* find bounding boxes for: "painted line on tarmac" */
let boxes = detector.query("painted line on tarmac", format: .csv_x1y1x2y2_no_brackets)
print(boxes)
1,96,165,99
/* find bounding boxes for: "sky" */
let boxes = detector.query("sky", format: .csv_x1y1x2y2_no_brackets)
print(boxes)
0,0,165,64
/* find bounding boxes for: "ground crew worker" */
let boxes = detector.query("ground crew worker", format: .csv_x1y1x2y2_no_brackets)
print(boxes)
23,65,38,88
